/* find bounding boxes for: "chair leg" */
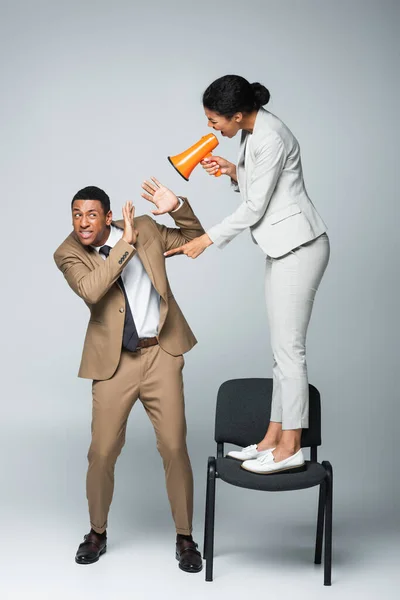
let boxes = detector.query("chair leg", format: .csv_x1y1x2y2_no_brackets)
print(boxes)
322,461,333,586
203,463,211,559
314,480,326,564
205,457,217,582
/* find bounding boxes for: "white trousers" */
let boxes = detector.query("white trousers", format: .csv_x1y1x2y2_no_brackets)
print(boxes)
265,233,330,430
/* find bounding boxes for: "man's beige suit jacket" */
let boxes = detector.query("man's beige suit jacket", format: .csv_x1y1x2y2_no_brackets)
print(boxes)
54,199,204,381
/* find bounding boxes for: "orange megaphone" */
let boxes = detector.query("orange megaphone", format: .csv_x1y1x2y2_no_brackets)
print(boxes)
168,133,222,181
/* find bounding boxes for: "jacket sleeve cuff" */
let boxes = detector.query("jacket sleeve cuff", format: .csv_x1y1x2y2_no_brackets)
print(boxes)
170,196,185,213
111,238,136,265
206,226,231,249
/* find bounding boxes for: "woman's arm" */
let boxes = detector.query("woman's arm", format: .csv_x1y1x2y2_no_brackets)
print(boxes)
162,133,285,260
207,132,285,248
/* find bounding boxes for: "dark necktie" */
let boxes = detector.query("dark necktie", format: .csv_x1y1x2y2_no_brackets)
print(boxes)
99,244,139,351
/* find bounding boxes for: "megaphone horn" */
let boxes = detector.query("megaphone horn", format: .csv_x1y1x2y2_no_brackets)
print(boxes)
168,133,222,181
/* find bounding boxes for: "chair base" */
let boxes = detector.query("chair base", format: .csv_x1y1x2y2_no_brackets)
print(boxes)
204,456,333,585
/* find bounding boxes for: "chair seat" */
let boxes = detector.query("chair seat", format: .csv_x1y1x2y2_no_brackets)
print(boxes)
216,457,327,492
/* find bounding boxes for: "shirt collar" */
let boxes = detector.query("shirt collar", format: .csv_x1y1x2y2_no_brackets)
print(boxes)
252,107,266,136
91,224,121,252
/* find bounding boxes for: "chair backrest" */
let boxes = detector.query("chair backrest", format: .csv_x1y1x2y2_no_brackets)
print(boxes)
215,378,321,448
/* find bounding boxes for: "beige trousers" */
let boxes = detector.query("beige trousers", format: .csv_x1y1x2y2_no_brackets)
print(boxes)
87,345,193,535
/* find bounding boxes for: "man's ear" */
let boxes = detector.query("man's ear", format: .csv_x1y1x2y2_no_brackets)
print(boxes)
234,112,243,124
105,210,113,225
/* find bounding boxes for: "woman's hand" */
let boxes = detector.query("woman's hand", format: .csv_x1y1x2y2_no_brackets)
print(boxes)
201,156,237,182
164,233,213,259
141,177,180,215
122,201,138,245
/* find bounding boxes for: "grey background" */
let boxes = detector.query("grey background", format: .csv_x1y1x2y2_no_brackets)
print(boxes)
0,0,399,598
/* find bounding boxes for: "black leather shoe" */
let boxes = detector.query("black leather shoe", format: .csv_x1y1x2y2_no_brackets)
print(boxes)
176,536,203,573
75,531,107,565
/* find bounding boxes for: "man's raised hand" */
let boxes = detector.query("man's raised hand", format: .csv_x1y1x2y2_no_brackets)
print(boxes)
122,201,138,245
141,177,180,215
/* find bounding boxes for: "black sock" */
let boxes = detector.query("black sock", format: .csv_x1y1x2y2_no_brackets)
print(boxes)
91,528,106,538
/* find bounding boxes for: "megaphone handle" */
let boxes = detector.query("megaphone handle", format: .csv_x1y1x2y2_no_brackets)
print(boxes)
205,153,222,177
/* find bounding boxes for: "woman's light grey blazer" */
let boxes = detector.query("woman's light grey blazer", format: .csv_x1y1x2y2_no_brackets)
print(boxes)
207,108,327,258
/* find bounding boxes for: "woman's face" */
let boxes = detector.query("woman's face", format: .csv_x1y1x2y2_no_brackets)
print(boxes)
204,108,242,138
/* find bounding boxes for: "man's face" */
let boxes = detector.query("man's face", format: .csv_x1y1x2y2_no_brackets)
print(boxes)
72,199,112,247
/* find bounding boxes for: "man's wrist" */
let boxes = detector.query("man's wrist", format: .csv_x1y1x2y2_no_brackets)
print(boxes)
122,235,134,245
171,196,184,212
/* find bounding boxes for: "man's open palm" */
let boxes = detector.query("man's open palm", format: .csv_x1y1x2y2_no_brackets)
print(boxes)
141,177,180,215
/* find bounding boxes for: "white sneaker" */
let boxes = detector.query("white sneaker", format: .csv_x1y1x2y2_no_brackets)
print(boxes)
227,444,275,462
241,449,306,474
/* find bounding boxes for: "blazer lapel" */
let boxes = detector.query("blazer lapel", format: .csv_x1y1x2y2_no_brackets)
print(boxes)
236,109,265,197
237,130,247,167
87,245,104,267
236,130,248,198
135,239,160,294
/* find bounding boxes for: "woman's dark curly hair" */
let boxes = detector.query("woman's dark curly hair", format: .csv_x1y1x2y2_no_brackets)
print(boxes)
203,75,270,118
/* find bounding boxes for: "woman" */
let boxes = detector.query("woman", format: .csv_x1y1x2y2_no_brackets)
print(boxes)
156,74,330,474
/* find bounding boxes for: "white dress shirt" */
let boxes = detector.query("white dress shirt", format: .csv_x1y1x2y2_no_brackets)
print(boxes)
93,225,160,338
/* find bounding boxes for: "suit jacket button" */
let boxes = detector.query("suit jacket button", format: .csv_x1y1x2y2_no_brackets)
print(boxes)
119,307,124,313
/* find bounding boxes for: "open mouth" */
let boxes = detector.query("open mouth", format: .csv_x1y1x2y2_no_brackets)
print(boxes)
79,231,93,239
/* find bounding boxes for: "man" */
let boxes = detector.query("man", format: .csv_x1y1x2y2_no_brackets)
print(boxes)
54,178,204,572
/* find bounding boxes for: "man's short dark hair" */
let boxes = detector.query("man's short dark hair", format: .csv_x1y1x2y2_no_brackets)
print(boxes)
71,186,111,214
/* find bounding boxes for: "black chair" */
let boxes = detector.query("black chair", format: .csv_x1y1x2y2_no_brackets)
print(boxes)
203,378,333,585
